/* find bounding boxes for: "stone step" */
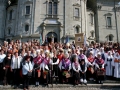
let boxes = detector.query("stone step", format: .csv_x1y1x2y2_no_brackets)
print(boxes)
0,83,119,89
88,80,120,84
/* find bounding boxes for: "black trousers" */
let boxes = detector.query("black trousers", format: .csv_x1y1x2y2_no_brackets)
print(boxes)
0,63,3,80
3,67,11,84
23,75,30,89
13,69,20,86
80,72,86,80
73,71,80,81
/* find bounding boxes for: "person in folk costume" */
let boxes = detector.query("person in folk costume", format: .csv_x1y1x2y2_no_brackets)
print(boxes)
113,51,120,78
78,48,88,63
87,51,95,81
94,52,105,84
0,49,6,80
105,51,114,78
64,43,70,54
40,50,52,86
59,53,71,84
57,48,64,62
40,49,45,58
22,56,33,90
57,48,64,82
24,51,33,62
31,49,37,58
11,52,22,88
72,55,80,85
93,45,98,57
68,49,72,59
70,48,77,63
94,49,100,58
51,51,60,83
3,51,12,85
79,59,87,85
86,45,94,58
100,47,105,61
109,46,115,56
32,50,43,86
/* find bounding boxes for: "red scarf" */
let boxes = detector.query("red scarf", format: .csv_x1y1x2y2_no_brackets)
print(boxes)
88,56,94,63
96,58,104,64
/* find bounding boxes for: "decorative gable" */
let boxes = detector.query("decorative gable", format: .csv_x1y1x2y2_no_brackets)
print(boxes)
104,13,112,16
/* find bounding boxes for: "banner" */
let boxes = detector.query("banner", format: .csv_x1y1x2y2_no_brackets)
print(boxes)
65,36,69,44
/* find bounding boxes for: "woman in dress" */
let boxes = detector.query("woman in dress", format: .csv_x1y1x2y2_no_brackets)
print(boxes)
72,55,80,85
105,51,114,78
59,53,71,84
33,50,43,86
40,50,52,86
3,51,12,85
51,51,59,83
113,52,120,79
87,51,95,80
94,52,105,84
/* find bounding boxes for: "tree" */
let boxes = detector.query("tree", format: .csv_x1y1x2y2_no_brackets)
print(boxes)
87,0,96,13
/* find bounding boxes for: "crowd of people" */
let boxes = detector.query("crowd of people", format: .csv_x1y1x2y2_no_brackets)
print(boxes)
0,40,120,90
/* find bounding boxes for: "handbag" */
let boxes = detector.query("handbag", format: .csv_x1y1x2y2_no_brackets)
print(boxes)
27,72,32,77
97,69,105,76
66,72,71,78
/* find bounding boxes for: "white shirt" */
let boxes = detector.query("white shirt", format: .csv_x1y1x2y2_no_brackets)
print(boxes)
0,54,6,63
11,56,22,69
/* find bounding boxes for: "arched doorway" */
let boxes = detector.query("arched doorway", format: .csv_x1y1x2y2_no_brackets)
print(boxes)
7,39,11,44
46,32,57,43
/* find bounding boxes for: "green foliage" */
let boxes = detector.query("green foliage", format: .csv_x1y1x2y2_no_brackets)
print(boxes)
87,0,96,12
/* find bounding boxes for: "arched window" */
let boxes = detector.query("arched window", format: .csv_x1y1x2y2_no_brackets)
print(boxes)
9,10,13,20
75,27,79,33
48,0,58,17
109,35,113,41
25,25,29,31
48,2,52,15
53,2,57,15
8,28,11,35
91,31,94,37
107,34,113,41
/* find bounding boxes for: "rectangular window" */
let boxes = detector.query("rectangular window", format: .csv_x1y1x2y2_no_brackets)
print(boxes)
107,17,112,27
25,25,29,31
48,2,52,15
9,10,12,20
53,2,57,15
26,6,30,14
75,8,79,17
90,14,93,24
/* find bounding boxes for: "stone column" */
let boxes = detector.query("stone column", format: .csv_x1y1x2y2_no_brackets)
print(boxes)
59,25,63,43
84,0,87,36
0,0,6,41
80,0,85,34
42,25,46,42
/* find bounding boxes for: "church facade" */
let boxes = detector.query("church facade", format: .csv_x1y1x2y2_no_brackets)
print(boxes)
0,0,119,44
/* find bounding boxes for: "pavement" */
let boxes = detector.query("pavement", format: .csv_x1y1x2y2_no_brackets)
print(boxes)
0,80,119,90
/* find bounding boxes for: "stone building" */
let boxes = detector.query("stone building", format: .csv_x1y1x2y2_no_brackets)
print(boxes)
1,0,120,44
95,0,120,42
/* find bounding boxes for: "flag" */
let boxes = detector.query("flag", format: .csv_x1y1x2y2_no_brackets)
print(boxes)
65,35,69,43
39,33,43,45
84,35,87,47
